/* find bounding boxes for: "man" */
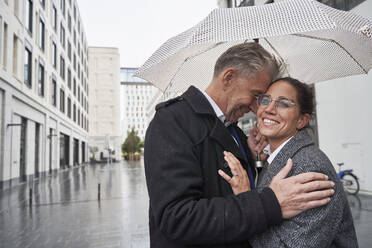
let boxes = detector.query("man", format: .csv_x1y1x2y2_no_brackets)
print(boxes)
144,42,335,247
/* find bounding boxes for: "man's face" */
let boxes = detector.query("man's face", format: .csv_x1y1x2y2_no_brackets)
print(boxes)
225,70,271,123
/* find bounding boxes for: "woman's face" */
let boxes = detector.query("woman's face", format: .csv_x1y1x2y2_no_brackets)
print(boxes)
257,80,309,149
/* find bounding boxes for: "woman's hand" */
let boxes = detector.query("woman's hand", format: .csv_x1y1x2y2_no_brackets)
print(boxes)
248,124,268,161
218,151,251,195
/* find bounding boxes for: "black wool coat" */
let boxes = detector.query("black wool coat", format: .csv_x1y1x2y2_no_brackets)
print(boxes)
144,86,282,248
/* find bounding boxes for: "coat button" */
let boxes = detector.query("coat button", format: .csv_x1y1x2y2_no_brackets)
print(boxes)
223,161,229,168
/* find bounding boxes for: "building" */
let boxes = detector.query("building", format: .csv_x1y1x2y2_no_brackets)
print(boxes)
88,47,121,162
121,68,160,141
217,0,371,193
0,0,89,188
315,0,372,193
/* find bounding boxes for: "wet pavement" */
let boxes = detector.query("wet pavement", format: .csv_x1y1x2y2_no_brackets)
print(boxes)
0,160,149,248
0,160,371,247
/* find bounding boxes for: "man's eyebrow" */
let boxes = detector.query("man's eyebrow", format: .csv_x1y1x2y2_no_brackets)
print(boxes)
251,90,264,95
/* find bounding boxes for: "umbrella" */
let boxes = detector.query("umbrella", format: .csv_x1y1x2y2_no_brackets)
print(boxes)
134,0,372,94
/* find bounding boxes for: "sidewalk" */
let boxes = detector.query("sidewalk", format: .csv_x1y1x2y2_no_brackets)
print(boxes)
0,160,371,247
0,161,149,248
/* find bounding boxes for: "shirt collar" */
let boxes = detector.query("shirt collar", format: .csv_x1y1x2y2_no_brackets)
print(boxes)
199,89,227,125
266,136,294,164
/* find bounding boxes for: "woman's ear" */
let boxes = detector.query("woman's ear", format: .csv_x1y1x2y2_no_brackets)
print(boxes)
296,113,311,130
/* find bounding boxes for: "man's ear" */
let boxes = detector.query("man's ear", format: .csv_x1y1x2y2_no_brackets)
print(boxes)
296,113,311,130
222,68,235,89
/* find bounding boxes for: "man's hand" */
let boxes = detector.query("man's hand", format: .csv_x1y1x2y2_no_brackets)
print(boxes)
269,158,335,219
248,124,268,161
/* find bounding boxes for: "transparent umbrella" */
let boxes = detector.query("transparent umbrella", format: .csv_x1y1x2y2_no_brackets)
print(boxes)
135,0,372,94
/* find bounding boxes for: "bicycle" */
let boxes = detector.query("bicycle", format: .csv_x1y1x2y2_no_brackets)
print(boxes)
337,163,360,195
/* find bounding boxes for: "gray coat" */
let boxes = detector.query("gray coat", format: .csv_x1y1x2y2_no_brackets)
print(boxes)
250,130,358,248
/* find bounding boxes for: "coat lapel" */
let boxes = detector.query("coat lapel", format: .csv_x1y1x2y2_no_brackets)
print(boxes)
182,86,245,162
259,130,314,185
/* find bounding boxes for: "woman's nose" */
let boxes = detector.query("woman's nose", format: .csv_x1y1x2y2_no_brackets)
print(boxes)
264,100,277,113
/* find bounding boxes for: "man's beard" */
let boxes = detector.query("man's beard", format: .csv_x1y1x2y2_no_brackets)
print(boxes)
226,105,246,123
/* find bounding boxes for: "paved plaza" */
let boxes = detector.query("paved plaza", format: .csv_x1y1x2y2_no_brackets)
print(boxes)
0,160,371,247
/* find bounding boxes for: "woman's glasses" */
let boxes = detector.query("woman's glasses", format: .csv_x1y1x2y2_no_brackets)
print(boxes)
257,94,296,109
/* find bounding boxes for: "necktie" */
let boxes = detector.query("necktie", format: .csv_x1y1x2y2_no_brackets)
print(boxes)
227,125,255,190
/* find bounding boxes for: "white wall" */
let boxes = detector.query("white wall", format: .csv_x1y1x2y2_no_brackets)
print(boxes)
315,0,372,193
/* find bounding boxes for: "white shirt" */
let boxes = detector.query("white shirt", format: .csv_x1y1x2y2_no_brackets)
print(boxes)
200,89,227,125
266,136,294,165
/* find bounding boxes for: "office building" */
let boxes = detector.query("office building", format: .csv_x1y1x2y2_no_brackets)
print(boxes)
88,47,121,161
0,0,89,188
121,68,160,141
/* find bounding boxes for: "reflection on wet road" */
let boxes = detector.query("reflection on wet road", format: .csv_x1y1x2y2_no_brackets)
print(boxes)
0,160,149,248
0,160,371,247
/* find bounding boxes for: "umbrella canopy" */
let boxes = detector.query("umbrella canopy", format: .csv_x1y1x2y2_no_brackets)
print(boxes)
135,0,372,94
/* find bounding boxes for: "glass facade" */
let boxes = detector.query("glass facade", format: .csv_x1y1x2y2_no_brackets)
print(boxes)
120,68,147,83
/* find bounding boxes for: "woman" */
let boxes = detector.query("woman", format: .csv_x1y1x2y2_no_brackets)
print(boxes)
220,77,358,247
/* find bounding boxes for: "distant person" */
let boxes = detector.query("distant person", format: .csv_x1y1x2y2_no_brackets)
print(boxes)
144,43,335,247
221,77,358,247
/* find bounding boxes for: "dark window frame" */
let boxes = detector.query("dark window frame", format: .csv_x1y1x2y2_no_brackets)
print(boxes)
38,62,44,96
24,46,32,87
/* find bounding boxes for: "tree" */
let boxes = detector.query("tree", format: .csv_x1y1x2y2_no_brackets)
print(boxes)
122,128,144,160
89,146,99,161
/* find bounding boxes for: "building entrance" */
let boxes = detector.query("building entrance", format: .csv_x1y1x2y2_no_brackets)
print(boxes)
20,118,27,182
59,133,70,169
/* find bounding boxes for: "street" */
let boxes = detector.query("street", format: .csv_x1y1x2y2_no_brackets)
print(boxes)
0,160,371,247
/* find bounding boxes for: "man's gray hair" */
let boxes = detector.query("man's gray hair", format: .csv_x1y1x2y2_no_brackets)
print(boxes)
213,42,281,80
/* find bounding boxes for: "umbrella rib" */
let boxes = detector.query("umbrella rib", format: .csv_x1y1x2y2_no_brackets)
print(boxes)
292,34,368,74
263,38,291,77
164,42,225,93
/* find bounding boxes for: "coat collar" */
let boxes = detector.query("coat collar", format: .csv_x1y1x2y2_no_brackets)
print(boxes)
265,130,314,177
182,86,217,116
182,86,246,162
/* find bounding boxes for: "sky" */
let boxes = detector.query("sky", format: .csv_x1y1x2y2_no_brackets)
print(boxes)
78,0,218,68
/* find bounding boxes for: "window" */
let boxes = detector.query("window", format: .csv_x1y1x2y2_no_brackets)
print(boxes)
67,41,71,60
73,30,76,46
2,22,8,69
51,77,57,106
24,46,32,87
13,35,19,76
39,18,45,51
73,78,76,95
60,56,65,80
77,109,80,125
73,5,76,20
73,103,76,121
60,0,65,16
40,0,45,9
52,5,57,32
52,41,57,68
67,68,71,88
14,0,20,18
67,97,71,118
60,89,65,113
73,53,76,70
38,63,44,96
77,86,80,102
60,23,65,48
68,14,71,32
25,0,33,34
